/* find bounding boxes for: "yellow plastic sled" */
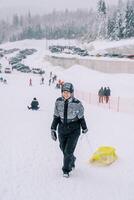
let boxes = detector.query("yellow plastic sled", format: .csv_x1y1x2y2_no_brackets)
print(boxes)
90,146,118,165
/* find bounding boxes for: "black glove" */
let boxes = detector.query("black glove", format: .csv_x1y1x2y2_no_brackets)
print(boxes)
82,128,88,134
51,130,57,141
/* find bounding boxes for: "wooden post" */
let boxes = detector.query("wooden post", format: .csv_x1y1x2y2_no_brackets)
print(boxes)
108,98,110,110
117,97,120,112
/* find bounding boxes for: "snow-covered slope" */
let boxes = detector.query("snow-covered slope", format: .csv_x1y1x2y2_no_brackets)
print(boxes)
0,39,134,200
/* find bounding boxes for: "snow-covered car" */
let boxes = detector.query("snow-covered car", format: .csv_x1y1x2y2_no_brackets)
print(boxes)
32,68,45,75
32,68,41,74
17,66,30,72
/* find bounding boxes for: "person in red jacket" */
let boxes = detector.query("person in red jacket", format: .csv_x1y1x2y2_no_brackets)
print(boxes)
29,78,32,86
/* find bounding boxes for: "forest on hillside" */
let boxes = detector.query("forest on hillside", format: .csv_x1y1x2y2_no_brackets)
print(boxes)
0,0,134,43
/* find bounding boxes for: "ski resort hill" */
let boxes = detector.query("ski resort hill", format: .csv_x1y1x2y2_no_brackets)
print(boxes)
0,39,134,200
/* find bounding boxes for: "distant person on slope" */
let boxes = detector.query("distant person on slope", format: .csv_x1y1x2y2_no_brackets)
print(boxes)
103,87,107,102
105,87,111,103
98,87,104,103
49,78,51,86
27,97,40,110
41,77,44,84
51,82,88,178
29,78,32,86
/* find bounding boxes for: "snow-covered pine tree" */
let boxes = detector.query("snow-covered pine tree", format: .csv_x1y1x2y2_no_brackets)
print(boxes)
97,0,107,39
12,14,19,28
97,0,106,15
123,0,134,38
112,10,124,40
107,16,115,40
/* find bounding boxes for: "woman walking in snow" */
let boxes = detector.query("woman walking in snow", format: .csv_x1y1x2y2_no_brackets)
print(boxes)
51,82,88,177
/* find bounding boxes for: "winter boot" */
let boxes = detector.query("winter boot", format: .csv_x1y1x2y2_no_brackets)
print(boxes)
63,172,70,178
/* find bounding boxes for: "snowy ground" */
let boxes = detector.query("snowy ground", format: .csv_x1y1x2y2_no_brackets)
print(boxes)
0,39,134,200
83,38,134,53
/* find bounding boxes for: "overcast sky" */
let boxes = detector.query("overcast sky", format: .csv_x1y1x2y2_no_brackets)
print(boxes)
0,0,121,9
0,0,126,19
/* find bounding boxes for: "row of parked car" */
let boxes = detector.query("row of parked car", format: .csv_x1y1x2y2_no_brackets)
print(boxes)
9,48,37,65
0,48,20,57
8,48,40,73
0,65,45,74
12,63,31,73
49,45,134,60
49,45,89,56
12,63,45,74
94,53,134,59
0,48,45,74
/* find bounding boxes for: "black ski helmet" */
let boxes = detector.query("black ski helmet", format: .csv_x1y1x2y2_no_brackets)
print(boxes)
61,82,74,93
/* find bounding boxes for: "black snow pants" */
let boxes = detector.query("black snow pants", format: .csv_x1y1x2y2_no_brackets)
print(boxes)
58,129,80,173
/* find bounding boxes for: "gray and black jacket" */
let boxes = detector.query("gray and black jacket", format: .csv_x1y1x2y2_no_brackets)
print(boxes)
51,96,87,134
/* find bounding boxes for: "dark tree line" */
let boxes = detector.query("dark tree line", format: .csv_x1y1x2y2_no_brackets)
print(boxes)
0,0,133,43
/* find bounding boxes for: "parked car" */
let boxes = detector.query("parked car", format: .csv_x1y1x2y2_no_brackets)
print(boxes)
9,57,22,65
4,67,12,73
12,63,26,70
32,68,45,75
20,68,31,73
17,65,30,72
32,68,41,74
126,55,134,59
